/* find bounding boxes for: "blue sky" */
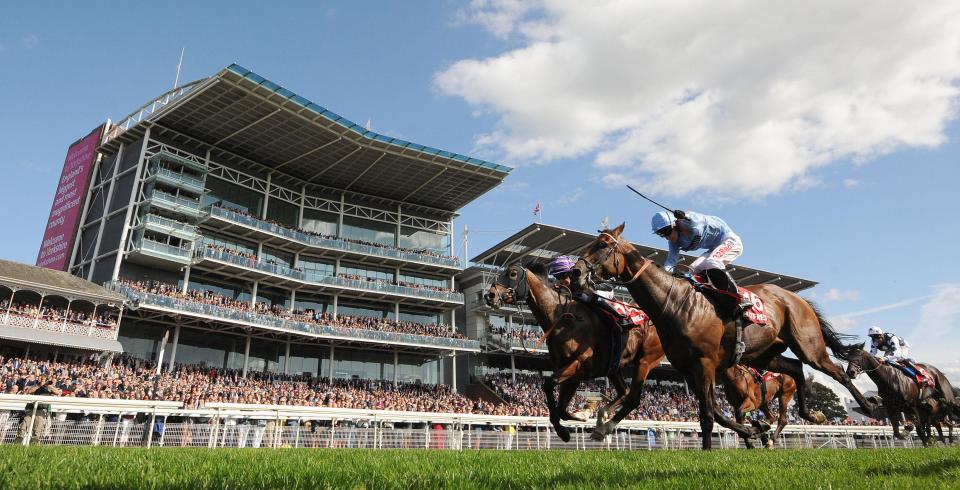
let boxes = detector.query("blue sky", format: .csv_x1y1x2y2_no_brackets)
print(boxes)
2,2,958,387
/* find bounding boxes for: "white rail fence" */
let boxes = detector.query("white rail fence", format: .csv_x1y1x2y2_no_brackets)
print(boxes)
0,395,932,450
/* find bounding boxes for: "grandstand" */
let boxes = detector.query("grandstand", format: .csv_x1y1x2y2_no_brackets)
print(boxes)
43,64,510,389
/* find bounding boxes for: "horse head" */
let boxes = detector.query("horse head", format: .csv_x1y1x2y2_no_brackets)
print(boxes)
485,264,530,309
572,222,629,289
844,343,872,379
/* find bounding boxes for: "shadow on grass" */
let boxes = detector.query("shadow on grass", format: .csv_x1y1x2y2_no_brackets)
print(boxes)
869,457,960,478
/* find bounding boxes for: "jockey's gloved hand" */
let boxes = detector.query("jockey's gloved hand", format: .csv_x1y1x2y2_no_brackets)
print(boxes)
595,282,614,292
673,209,686,220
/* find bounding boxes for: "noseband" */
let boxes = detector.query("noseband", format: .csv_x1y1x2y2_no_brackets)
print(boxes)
493,265,530,305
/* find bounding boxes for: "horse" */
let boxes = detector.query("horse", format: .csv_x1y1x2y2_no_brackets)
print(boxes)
846,348,958,445
721,365,797,448
572,224,868,449
485,261,665,442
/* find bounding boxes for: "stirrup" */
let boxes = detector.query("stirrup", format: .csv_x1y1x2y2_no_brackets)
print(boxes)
734,341,746,358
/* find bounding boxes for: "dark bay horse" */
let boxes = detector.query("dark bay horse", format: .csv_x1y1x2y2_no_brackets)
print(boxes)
573,224,868,449
485,262,664,442
722,366,798,448
846,348,957,445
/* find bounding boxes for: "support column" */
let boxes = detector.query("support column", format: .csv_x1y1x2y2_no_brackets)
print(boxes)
242,334,252,377
167,323,181,373
394,303,400,321
451,351,457,392
393,351,399,384
181,266,191,294
111,127,151,281
332,295,338,318
328,344,335,379
298,185,306,229
337,192,345,237
250,281,259,308
60,299,73,332
32,295,46,329
261,173,272,220
289,289,297,313
396,205,402,247
87,143,124,281
510,354,516,383
284,341,291,374
2,288,16,324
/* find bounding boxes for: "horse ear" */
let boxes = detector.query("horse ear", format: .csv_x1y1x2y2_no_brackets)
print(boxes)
612,222,625,236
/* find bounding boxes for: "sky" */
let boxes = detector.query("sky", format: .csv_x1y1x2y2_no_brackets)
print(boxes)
1,1,959,396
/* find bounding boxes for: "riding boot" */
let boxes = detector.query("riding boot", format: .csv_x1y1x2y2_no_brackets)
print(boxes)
705,268,753,314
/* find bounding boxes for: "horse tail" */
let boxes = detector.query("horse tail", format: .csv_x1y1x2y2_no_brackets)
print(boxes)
804,299,860,360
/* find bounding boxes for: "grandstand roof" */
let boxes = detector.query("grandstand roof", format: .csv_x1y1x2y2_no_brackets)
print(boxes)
467,223,817,292
0,259,126,304
102,64,511,213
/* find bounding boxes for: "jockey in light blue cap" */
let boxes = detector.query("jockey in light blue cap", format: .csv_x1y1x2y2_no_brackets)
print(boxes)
651,209,751,314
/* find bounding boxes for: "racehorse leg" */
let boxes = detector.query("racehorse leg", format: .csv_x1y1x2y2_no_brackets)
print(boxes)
695,357,762,449
557,379,584,422
593,360,656,440
542,377,570,443
597,371,629,425
774,380,795,441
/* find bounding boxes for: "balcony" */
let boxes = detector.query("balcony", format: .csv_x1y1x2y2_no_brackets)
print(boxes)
150,167,205,195
146,191,203,219
204,206,461,270
140,214,198,241
196,247,464,305
107,282,479,351
1,312,118,341
134,238,192,265
148,150,208,173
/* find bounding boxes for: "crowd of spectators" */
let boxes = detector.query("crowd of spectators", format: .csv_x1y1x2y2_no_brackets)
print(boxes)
117,279,465,340
0,299,117,329
200,243,457,295
212,203,459,263
0,353,884,426
491,326,543,344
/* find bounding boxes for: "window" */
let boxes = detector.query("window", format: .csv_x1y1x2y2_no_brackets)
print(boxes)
341,216,395,246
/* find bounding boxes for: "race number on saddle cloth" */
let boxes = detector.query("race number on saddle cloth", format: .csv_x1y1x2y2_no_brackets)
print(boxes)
592,295,650,329
690,274,769,326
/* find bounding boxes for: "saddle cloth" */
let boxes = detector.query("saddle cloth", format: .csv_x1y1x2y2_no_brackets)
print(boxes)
885,359,935,388
691,275,769,325
595,296,650,327
748,367,781,384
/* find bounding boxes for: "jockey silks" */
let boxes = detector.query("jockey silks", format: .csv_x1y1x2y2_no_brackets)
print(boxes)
664,211,734,272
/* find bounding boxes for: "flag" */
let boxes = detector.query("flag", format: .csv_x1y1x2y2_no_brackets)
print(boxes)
533,202,541,215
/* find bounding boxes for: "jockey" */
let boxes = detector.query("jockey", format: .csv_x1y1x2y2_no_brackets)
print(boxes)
550,255,632,328
867,326,926,383
651,210,752,314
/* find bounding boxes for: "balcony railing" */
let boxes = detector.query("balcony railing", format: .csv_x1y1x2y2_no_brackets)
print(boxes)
197,248,464,303
142,214,198,239
135,238,193,263
147,191,203,217
107,282,478,350
154,168,205,194
0,312,117,340
206,206,460,268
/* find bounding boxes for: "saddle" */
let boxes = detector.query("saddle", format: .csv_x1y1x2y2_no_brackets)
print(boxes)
884,359,935,389
747,367,780,402
691,275,768,325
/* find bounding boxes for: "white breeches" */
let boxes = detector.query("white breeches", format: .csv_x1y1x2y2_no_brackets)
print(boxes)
690,234,743,274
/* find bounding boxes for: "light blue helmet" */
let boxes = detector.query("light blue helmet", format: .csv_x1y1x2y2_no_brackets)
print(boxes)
550,255,577,277
651,211,674,235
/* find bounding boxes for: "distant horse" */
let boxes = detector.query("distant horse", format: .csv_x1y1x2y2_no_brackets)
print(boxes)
721,366,797,448
485,262,664,442
846,347,958,445
573,224,868,449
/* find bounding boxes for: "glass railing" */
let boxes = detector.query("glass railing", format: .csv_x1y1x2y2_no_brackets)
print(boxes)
107,282,479,350
143,214,197,236
135,238,192,261
154,167,205,194
149,150,209,172
149,191,202,214
196,247,464,303
206,206,461,268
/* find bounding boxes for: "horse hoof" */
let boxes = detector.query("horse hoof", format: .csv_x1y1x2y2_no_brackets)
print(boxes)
596,408,609,425
557,429,571,443
754,421,771,434
810,411,827,424
590,431,606,442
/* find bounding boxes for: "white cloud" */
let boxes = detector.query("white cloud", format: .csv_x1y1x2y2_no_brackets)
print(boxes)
554,186,583,206
917,283,960,338
834,295,930,318
438,1,960,198
823,288,860,302
842,179,860,188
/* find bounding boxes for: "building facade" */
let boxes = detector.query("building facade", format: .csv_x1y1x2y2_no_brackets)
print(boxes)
63,64,510,387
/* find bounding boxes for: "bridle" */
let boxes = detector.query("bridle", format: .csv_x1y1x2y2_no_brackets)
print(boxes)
491,265,574,350
576,232,653,288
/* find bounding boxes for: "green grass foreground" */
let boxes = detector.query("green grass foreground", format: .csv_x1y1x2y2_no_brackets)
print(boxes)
0,446,958,489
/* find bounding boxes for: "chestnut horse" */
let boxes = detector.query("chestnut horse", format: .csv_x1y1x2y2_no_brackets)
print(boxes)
573,224,870,449
722,366,797,448
846,348,958,445
485,262,664,442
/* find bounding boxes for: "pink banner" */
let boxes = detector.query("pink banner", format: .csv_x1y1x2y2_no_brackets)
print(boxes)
36,125,105,270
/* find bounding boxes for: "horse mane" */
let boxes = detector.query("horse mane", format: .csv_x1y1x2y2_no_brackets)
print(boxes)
804,299,861,361
524,260,550,278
